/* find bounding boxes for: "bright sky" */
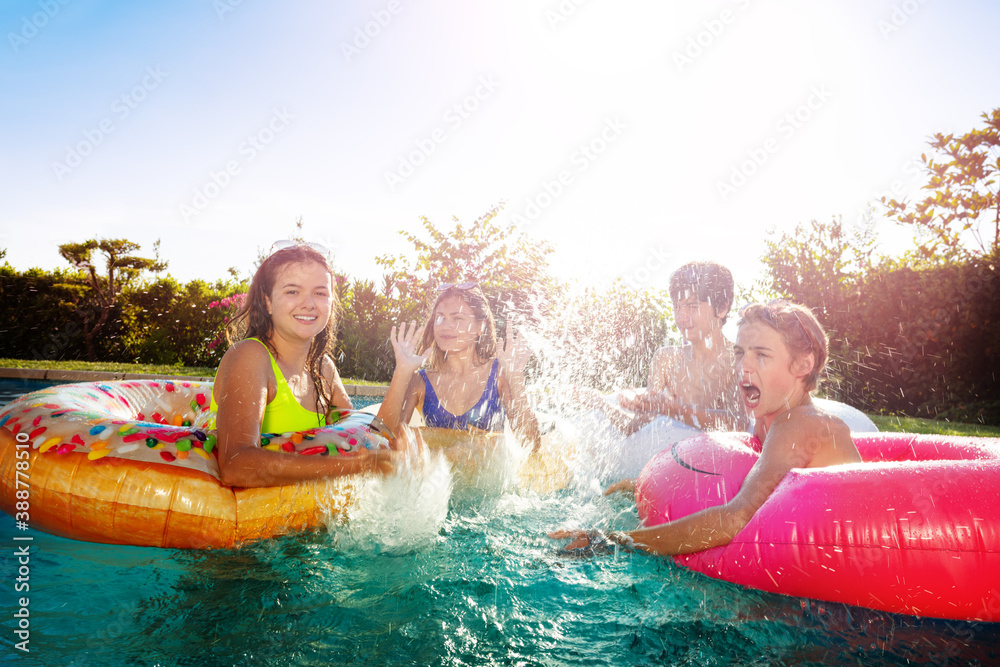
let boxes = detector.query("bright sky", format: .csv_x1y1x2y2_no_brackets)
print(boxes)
2,0,999,294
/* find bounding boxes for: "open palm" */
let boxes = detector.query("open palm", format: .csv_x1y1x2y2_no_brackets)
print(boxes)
498,327,531,376
390,320,429,373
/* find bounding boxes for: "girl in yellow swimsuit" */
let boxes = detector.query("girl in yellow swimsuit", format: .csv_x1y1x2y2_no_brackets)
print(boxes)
211,242,403,487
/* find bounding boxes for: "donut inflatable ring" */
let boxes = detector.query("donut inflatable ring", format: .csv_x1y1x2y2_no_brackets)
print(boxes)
0,380,391,549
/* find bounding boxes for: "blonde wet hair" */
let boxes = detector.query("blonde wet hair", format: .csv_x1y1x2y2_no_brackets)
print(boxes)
737,300,828,392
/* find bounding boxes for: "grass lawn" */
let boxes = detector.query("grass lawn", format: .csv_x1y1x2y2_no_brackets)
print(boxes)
0,357,218,377
869,414,1000,438
0,358,386,387
2,359,998,436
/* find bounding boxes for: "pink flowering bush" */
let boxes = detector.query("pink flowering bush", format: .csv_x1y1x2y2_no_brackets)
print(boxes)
118,277,249,367
206,293,248,355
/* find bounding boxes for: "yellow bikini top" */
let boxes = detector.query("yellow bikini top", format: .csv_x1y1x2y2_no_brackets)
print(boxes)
210,338,326,433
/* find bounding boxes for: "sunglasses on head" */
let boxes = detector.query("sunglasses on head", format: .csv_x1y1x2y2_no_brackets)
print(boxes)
437,282,479,292
269,239,332,258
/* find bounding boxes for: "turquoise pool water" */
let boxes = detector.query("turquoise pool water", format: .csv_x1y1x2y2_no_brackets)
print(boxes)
2,379,998,665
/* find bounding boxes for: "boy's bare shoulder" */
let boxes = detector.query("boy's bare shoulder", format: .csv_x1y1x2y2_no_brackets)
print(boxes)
775,402,857,465
799,401,851,431
780,402,849,433
651,344,686,367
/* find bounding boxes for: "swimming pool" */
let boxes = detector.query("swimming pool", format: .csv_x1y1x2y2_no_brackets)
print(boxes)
2,380,998,665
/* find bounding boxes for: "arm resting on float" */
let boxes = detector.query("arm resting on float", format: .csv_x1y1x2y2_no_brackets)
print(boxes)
214,340,393,487
549,501,754,556
626,345,746,432
622,502,755,555
554,414,822,555
219,445,393,488
617,413,826,554
569,385,651,435
608,400,656,435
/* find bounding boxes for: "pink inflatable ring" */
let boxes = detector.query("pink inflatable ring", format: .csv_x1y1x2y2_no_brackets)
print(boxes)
635,432,1000,622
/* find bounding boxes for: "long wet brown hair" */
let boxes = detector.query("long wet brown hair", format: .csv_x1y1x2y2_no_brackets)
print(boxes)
226,245,339,420
419,285,498,371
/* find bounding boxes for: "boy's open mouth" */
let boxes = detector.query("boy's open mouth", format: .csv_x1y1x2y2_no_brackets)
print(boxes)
742,382,761,408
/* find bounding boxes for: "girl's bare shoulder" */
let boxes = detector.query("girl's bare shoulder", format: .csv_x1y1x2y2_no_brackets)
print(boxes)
214,339,273,400
218,339,270,375
320,353,341,381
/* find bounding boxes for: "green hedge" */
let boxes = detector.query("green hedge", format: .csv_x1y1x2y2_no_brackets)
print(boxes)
763,219,1000,425
0,264,676,390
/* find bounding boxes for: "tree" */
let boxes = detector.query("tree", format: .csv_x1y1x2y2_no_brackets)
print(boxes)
761,216,884,402
57,238,167,361
336,275,424,381
0,264,88,361
883,107,1000,264
375,203,560,328
762,216,879,322
760,217,1000,423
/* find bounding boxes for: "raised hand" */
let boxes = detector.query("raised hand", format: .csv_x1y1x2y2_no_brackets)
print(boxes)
617,388,646,411
498,325,531,377
619,388,673,414
389,320,429,373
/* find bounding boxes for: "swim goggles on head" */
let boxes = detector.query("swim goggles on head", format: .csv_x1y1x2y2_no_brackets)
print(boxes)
269,239,332,258
437,281,479,292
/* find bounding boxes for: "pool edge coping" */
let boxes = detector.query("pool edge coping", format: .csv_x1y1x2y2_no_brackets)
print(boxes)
0,367,389,397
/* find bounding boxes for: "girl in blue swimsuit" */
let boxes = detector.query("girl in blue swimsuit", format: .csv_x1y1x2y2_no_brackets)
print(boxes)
377,283,541,450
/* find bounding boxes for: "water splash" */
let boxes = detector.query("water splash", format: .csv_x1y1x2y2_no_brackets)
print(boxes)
332,448,454,554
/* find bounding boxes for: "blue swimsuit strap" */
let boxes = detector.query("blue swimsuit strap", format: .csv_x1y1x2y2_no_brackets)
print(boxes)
420,359,504,431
